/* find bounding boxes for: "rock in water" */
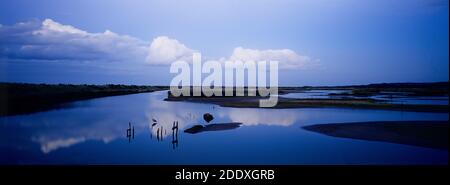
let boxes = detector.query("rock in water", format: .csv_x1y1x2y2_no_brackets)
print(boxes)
184,125,205,134
184,123,242,134
203,113,214,123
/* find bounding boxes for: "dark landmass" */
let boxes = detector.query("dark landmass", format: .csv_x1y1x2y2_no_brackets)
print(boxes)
1,82,447,116
0,83,168,116
184,122,242,134
165,82,449,112
279,82,449,97
216,97,449,112
168,82,449,97
168,87,283,97
303,121,449,150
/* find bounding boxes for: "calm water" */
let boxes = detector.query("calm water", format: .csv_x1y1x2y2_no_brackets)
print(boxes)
279,90,351,99
281,90,449,105
0,91,448,164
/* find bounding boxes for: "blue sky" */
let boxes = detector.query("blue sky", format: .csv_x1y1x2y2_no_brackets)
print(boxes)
0,0,448,86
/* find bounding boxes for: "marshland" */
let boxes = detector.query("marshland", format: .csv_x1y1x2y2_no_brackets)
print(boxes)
0,82,448,164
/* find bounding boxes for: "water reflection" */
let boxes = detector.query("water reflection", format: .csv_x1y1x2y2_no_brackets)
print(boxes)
184,122,242,134
148,117,179,149
280,90,449,105
0,91,447,159
126,122,135,143
150,118,157,139
172,121,179,149
226,109,300,126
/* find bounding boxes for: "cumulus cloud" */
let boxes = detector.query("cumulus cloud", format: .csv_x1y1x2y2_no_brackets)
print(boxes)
37,19,88,35
145,42,316,69
0,19,148,62
146,36,197,65
1,19,316,69
228,47,316,69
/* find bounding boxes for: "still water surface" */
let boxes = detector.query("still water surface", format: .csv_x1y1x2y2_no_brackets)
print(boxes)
0,91,448,164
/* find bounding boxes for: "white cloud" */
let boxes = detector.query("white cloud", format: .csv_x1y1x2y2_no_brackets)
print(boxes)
145,40,317,69
0,19,148,62
1,19,317,70
146,36,196,65
35,19,88,35
229,47,316,69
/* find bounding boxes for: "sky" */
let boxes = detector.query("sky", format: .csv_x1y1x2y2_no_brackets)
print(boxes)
0,0,448,86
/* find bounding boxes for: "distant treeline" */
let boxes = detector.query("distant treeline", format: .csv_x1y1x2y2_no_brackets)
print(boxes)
0,83,168,116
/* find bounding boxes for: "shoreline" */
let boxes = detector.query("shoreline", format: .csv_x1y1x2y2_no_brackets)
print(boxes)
1,82,448,116
165,96,448,113
0,83,168,116
165,82,448,113
303,121,449,150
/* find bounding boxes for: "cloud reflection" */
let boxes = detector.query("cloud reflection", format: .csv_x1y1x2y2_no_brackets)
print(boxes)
227,109,301,126
0,91,305,154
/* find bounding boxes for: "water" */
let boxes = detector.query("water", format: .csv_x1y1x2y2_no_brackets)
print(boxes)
0,91,448,164
279,90,351,99
280,90,449,105
380,97,449,105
